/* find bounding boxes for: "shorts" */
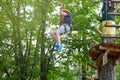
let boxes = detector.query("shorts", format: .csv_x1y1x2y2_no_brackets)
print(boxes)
59,24,70,35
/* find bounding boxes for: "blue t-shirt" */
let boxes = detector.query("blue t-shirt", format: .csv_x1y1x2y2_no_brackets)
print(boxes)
64,12,72,26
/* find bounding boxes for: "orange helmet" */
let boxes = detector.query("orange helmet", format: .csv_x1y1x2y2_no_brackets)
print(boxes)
63,9,69,12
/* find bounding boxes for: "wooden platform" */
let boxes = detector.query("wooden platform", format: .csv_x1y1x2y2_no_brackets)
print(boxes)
111,0,120,3
89,44,120,62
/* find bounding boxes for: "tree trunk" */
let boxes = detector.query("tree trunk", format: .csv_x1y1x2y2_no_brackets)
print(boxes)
98,66,102,80
101,0,116,79
102,56,116,80
40,1,49,80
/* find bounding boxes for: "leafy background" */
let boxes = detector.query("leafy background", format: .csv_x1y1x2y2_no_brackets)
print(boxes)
0,0,120,80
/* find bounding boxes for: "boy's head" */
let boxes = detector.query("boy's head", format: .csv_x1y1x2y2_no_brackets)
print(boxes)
63,9,69,12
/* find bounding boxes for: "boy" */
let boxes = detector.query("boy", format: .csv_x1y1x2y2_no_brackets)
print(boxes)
50,8,72,50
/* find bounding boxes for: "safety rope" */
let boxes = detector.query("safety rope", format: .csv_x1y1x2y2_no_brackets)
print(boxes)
104,0,108,34
103,0,109,35
105,0,108,21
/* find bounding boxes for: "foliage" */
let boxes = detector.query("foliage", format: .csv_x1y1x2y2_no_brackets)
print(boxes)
0,0,120,80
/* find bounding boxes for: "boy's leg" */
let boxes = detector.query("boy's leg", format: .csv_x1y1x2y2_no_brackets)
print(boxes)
50,30,62,50
55,30,61,45
50,32,56,41
50,30,61,45
50,24,69,50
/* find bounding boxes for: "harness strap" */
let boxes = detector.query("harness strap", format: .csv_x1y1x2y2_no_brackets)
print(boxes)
63,24,67,33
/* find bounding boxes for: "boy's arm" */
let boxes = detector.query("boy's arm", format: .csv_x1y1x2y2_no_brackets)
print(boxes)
60,11,67,16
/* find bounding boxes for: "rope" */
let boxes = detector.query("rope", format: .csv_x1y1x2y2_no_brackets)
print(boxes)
103,0,109,35
105,0,108,21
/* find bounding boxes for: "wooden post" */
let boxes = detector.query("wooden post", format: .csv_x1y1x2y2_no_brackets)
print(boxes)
102,56,116,80
98,66,102,80
101,0,116,80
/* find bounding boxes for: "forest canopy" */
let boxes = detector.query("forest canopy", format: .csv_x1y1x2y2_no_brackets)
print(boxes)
0,0,120,80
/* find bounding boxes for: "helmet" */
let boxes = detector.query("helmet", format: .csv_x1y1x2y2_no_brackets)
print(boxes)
63,9,69,12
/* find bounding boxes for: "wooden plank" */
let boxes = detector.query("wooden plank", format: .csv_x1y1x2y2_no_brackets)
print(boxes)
102,36,120,38
108,12,120,16
96,53,104,66
99,45,120,52
87,63,97,70
99,44,120,48
105,24,120,27
89,48,99,58
94,29,103,36
92,40,99,44
112,0,120,3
